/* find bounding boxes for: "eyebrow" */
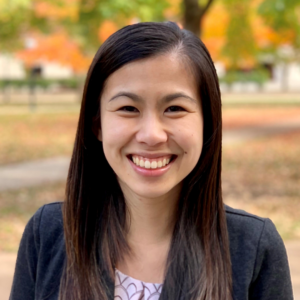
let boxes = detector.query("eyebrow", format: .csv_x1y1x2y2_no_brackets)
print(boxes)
108,91,197,104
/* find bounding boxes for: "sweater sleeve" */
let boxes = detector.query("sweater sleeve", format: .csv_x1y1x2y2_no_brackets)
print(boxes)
249,218,294,299
9,206,44,300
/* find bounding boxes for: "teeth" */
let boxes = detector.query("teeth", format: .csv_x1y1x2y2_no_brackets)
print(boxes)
151,161,157,169
131,155,173,169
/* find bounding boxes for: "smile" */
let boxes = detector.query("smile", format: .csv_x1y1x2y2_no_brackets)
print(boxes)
130,154,175,169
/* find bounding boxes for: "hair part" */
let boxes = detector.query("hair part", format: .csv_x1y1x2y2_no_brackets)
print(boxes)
60,21,232,300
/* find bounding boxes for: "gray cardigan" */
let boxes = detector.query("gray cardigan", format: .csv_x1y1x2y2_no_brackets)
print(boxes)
10,202,293,300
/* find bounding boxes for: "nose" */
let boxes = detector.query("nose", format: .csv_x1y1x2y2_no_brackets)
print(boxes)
135,114,168,146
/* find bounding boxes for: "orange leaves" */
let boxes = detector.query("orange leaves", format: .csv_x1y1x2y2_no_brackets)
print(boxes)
252,16,296,48
201,0,297,65
34,0,78,20
17,32,91,73
163,0,181,20
201,3,229,60
98,20,118,43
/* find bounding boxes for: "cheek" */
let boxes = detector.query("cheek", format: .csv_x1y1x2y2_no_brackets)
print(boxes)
101,115,133,154
181,131,203,165
178,129,203,177
175,119,203,156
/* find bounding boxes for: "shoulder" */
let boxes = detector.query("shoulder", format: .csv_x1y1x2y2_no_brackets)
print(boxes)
29,202,64,251
225,205,286,251
225,205,269,240
32,202,65,297
225,204,267,226
11,202,65,299
225,204,283,256
34,201,63,229
33,201,63,219
32,201,63,231
225,205,292,299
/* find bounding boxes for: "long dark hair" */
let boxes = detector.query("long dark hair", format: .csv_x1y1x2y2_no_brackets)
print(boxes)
60,22,232,300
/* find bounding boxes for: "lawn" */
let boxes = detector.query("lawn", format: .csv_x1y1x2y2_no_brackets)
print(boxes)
223,130,300,240
0,112,78,165
0,104,299,251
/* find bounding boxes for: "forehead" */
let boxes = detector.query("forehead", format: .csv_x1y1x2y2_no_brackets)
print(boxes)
101,53,199,100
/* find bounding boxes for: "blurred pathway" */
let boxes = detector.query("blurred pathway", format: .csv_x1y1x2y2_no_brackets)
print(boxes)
0,156,70,192
1,240,299,300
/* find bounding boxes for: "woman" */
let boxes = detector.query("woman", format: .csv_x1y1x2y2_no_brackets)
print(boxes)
10,22,293,300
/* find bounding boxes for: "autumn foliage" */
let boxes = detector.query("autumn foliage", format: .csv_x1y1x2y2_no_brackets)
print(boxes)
34,1,78,20
98,20,118,43
12,0,300,72
17,32,92,73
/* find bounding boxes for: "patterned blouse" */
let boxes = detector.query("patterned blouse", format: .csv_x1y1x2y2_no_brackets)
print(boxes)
114,269,163,300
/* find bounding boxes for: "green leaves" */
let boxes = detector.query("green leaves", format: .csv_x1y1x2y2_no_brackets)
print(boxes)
67,0,169,51
221,0,300,68
222,0,257,68
0,0,31,50
258,0,300,48
0,0,170,53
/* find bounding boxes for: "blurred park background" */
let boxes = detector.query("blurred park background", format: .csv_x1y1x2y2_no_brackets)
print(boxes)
0,0,300,299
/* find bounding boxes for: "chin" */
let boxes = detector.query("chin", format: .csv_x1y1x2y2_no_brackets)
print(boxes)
125,180,182,201
135,189,171,200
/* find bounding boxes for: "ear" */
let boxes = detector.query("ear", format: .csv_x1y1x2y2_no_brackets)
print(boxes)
92,116,102,141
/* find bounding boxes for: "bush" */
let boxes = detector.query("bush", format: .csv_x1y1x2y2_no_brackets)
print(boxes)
0,78,83,91
220,69,270,87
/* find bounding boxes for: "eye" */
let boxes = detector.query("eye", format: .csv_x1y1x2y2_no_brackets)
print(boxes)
165,106,186,112
119,106,139,112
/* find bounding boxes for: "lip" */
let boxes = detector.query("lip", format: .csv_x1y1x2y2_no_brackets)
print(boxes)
127,155,176,177
129,152,174,159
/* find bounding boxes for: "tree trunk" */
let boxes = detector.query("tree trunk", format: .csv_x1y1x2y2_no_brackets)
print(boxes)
281,62,289,92
183,0,215,36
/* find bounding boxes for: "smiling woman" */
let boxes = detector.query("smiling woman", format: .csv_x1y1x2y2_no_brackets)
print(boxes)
10,22,293,300
99,54,203,199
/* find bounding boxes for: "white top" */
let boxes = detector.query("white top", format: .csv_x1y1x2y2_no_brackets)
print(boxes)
114,269,163,300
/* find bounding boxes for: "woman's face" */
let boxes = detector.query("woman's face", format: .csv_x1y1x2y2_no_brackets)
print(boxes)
99,53,203,200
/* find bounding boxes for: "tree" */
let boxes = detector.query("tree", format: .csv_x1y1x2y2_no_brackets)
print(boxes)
258,0,300,44
0,0,31,51
0,0,171,53
183,0,215,36
221,0,257,69
257,0,300,90
257,0,300,61
2,0,300,81
31,0,170,53
17,32,92,73
0,0,172,75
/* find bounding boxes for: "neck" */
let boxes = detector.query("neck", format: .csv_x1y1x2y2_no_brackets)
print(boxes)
116,182,182,282
120,183,182,246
